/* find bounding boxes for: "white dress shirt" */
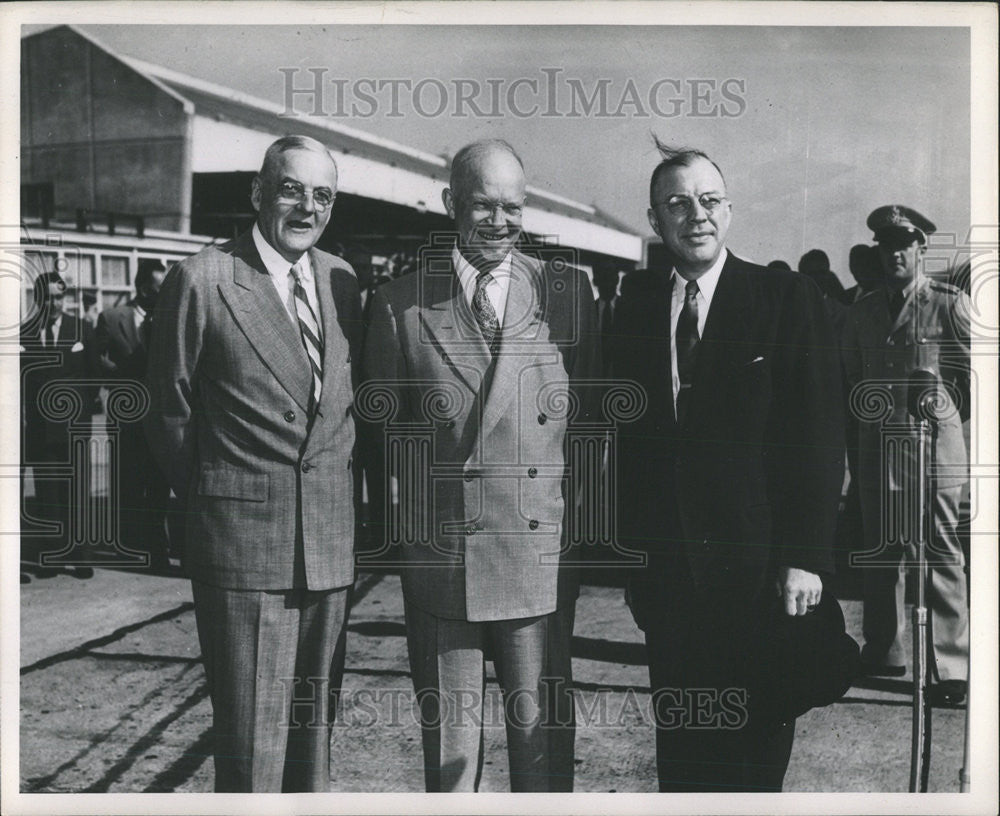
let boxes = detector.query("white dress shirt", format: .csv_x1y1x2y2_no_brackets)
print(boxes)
453,245,512,328
669,249,727,412
252,223,322,329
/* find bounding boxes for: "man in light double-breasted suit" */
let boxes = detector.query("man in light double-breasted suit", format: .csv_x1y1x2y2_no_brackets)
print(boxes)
362,140,600,792
146,136,362,791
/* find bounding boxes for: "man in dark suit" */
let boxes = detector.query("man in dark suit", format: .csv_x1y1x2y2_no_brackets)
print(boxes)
614,143,844,791
593,258,620,378
844,243,884,304
95,258,170,570
362,139,600,791
20,271,97,581
145,135,363,791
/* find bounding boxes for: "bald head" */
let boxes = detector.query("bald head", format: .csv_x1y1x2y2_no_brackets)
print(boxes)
443,140,527,272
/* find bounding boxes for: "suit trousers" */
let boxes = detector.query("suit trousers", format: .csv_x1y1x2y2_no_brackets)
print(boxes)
404,600,576,792
641,552,795,792
860,484,969,681
191,580,350,792
114,424,171,568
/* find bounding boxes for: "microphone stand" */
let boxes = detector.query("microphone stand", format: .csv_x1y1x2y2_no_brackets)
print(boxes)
907,367,939,792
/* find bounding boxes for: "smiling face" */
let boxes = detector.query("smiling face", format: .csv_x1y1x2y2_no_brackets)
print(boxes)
648,157,732,279
443,147,526,271
251,147,338,263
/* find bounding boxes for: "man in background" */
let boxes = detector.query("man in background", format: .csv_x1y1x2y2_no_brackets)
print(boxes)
842,205,969,707
20,271,97,582
95,258,171,570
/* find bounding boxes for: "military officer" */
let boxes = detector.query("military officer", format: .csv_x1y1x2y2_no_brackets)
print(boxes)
842,205,970,706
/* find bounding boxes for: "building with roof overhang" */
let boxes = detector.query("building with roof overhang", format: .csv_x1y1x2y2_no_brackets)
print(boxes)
20,25,643,273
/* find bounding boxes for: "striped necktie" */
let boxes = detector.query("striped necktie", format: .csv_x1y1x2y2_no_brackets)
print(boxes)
290,263,324,413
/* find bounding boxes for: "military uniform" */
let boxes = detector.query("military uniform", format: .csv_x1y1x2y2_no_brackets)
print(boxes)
842,206,970,686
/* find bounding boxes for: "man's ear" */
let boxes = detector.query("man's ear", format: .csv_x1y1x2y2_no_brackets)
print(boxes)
442,187,456,220
250,176,263,213
646,208,662,240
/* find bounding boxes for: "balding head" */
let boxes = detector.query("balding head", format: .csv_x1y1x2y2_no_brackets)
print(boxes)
443,140,527,272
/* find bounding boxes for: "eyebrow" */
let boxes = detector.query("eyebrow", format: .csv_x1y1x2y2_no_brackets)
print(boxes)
279,177,333,191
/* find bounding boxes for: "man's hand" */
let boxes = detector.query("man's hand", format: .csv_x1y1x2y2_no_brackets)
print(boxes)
776,566,823,616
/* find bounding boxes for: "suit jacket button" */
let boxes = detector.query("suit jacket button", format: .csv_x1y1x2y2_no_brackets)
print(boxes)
527,467,538,478
284,410,296,422
528,519,539,530
301,461,312,473
466,525,476,535
537,413,547,425
464,471,476,482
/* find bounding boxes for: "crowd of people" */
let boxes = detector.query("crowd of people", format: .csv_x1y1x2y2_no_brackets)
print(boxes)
19,134,970,794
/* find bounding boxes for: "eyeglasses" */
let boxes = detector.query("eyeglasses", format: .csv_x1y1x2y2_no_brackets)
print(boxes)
466,198,525,220
653,194,728,217
273,180,336,211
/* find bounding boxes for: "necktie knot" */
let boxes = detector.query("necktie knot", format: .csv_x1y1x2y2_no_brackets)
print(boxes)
685,279,700,299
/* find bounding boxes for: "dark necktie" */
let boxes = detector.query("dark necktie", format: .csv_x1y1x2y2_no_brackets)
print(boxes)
44,322,55,348
290,264,324,414
599,299,613,338
888,289,905,322
472,270,500,356
675,278,700,423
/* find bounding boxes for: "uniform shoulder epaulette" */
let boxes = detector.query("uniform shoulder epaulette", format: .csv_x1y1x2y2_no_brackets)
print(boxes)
928,278,962,296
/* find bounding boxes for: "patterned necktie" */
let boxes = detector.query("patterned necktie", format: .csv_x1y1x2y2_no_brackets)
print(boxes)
675,278,700,423
472,270,500,356
290,264,324,413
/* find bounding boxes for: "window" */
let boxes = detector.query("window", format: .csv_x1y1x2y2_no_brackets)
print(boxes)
101,256,130,288
62,253,96,286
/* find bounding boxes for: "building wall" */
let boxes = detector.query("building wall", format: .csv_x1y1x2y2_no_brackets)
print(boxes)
21,26,192,232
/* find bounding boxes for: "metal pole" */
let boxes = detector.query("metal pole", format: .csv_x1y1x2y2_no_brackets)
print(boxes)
909,417,930,792
959,676,971,791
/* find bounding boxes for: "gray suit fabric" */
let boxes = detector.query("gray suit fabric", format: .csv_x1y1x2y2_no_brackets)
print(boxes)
145,230,363,791
362,248,600,790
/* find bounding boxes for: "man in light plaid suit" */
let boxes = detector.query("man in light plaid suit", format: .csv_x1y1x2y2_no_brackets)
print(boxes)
146,135,362,791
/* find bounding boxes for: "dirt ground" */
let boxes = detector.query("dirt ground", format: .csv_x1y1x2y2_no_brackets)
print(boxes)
15,557,970,798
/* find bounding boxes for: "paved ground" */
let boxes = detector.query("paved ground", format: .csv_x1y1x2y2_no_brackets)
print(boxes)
16,557,968,796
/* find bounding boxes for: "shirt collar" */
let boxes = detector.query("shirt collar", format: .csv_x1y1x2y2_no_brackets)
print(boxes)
252,222,312,282
452,244,512,301
671,248,727,303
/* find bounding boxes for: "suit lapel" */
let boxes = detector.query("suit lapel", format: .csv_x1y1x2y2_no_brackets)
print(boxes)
417,256,492,395
480,252,546,439
218,234,312,411
117,304,140,351
311,255,347,418
682,255,751,430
